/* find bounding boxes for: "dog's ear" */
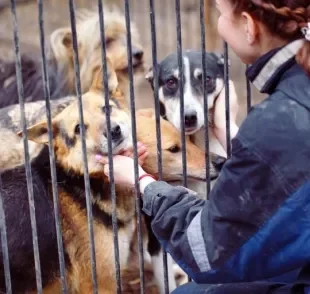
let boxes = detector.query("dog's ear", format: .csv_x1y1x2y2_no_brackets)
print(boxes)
17,121,58,144
50,27,73,56
90,59,119,94
137,108,156,119
211,52,231,67
145,66,154,82
145,64,159,89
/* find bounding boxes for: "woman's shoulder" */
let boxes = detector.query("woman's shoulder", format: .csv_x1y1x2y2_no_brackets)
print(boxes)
235,83,310,174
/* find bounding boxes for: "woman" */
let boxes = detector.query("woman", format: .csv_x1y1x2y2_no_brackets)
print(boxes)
97,1,310,293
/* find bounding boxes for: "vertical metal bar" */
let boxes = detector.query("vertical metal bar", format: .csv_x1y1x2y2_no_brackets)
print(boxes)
9,0,43,292
37,0,68,292
97,1,122,293
199,0,211,195
149,1,169,293
123,1,145,293
175,0,188,188
0,176,12,294
67,1,98,293
246,65,252,114
223,41,231,158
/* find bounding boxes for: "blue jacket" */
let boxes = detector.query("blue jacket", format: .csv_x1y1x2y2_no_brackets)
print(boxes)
142,40,310,290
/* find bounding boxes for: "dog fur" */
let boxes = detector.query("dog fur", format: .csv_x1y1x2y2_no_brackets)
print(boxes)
145,50,228,158
145,50,230,198
0,63,220,293
0,79,134,293
0,56,129,169
0,6,144,109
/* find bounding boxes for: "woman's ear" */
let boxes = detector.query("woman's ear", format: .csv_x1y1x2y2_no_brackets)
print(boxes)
241,12,258,45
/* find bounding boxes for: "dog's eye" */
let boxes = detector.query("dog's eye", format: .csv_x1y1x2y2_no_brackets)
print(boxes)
168,145,180,153
166,78,177,88
197,72,203,80
205,76,212,83
74,124,88,135
102,105,113,114
105,38,114,46
74,124,81,135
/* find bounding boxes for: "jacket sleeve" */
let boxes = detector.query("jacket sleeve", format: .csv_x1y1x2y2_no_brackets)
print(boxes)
142,133,310,283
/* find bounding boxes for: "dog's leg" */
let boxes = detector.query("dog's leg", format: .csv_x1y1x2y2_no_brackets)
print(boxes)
144,214,177,293
151,249,178,294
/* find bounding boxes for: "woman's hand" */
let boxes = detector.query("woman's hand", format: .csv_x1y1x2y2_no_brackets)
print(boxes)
212,80,240,150
96,141,149,186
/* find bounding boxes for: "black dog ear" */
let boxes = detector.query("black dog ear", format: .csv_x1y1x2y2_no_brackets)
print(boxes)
145,64,159,90
145,66,154,83
211,52,231,67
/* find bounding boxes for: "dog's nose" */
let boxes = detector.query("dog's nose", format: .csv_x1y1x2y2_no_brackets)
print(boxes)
212,155,227,172
132,48,144,60
104,124,122,141
184,111,197,128
111,124,122,141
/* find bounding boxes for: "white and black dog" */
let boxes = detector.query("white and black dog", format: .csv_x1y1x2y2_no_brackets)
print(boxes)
145,50,234,196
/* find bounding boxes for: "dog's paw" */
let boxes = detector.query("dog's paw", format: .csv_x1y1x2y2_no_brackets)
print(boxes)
213,80,239,130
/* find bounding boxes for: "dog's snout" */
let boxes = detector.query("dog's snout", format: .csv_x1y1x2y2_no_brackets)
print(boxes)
212,155,227,172
111,124,122,141
104,124,122,141
184,111,197,128
132,48,144,60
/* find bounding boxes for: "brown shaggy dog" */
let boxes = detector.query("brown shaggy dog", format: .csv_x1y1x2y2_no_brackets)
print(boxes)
0,6,144,109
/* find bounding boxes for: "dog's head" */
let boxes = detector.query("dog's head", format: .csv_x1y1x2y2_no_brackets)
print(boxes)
18,67,132,177
50,7,144,94
136,109,224,182
146,50,226,135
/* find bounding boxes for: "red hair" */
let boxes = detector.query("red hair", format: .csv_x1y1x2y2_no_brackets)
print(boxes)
229,0,310,75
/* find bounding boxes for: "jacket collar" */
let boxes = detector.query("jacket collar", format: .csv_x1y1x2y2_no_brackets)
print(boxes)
246,39,305,94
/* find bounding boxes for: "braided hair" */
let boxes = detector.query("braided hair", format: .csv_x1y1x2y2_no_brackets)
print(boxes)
229,0,310,75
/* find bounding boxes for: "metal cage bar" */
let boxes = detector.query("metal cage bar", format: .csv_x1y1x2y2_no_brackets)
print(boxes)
148,0,170,293
67,0,98,292
246,65,252,114
36,0,68,292
0,176,12,294
175,0,188,188
123,1,146,293
97,1,122,293
199,0,211,195
223,41,232,158
9,0,43,292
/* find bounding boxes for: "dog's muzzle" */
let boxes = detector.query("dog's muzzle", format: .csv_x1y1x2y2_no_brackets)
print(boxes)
104,122,123,145
212,155,227,173
184,110,198,132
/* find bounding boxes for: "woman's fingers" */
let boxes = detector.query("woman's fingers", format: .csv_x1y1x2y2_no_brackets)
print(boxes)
138,151,149,166
120,142,147,158
95,155,109,164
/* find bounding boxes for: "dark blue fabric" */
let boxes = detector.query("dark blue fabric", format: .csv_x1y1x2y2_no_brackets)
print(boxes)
171,282,305,294
192,182,310,283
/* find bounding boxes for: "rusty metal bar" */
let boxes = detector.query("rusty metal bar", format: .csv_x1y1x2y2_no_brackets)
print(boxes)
9,0,43,292
97,1,122,293
223,41,232,157
123,1,146,293
199,0,211,195
67,0,98,292
37,0,68,292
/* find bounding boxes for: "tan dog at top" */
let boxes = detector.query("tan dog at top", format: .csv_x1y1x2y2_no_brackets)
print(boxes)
0,6,144,109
